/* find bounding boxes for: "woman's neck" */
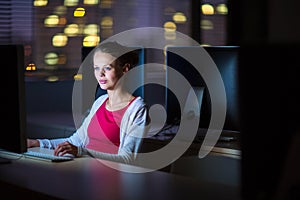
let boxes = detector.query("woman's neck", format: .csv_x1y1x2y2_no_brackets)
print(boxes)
106,89,134,111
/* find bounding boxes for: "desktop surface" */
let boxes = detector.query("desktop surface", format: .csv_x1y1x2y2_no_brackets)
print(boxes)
0,150,241,200
142,125,241,157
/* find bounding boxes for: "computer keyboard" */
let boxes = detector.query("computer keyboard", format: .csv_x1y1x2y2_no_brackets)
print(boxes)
23,150,73,162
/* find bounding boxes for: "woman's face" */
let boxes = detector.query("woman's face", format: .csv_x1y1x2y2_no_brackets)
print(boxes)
93,51,124,91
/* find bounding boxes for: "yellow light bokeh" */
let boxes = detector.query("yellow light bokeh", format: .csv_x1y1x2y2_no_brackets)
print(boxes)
173,12,187,23
201,4,214,15
83,35,100,47
201,19,214,30
64,24,79,36
47,76,59,82
44,52,59,65
52,34,68,47
44,15,59,27
83,0,99,5
34,0,48,7
164,21,177,32
64,0,79,7
73,73,82,80
216,4,228,15
26,63,37,71
101,16,113,29
84,24,99,35
74,7,85,17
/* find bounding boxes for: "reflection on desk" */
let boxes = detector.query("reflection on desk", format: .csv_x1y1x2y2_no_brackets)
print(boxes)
0,154,241,200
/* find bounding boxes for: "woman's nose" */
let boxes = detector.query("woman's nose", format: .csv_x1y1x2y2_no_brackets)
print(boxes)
98,68,105,76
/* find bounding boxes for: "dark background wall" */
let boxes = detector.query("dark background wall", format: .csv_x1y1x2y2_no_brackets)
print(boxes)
228,1,300,199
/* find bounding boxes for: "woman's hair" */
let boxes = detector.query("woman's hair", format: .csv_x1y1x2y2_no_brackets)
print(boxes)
93,41,139,69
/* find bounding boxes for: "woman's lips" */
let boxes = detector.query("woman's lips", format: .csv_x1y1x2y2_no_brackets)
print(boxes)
99,80,107,84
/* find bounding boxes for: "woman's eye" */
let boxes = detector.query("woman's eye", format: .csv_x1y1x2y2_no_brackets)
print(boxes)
104,66,111,71
94,64,111,72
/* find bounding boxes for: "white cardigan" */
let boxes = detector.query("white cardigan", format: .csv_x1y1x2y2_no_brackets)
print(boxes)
38,94,149,164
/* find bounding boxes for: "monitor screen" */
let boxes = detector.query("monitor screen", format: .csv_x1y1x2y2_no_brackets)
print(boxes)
0,44,27,154
165,46,240,132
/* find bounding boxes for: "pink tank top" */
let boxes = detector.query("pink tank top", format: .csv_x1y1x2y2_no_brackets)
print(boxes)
86,97,136,154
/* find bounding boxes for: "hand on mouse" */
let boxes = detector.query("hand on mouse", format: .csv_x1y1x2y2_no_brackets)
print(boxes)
54,141,77,157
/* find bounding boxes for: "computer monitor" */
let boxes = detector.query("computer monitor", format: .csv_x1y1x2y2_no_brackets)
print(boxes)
165,46,240,132
0,44,27,154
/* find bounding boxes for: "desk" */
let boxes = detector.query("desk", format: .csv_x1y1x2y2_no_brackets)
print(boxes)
142,128,241,159
0,153,241,200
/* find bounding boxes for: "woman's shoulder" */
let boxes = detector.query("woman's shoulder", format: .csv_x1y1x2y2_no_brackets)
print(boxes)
93,94,108,107
126,96,147,111
132,96,146,106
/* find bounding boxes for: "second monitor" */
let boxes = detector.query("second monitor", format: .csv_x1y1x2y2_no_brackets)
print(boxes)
165,45,240,133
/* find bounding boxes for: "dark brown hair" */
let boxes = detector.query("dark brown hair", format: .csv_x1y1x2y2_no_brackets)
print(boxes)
94,41,139,69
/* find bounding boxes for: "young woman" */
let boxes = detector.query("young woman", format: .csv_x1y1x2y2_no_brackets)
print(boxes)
27,41,150,164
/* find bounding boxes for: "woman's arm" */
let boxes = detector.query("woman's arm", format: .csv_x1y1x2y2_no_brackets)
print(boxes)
30,95,108,150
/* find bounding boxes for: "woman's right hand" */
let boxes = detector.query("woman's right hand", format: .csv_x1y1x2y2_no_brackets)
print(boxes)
27,139,40,148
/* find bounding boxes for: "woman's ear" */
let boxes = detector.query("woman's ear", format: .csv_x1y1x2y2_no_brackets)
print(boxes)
122,63,130,73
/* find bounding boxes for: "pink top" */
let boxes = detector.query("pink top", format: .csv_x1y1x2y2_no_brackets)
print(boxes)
86,97,136,154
